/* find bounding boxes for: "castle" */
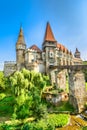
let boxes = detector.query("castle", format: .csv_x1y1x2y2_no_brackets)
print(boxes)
4,22,82,77
4,22,87,113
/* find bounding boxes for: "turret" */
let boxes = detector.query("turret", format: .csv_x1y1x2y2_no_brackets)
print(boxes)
16,27,26,69
42,22,57,74
42,22,57,50
74,48,81,58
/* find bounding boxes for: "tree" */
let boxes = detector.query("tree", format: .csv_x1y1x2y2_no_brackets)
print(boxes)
10,69,47,119
0,71,5,91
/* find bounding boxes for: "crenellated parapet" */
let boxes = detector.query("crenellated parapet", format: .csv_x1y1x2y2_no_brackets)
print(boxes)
4,61,17,76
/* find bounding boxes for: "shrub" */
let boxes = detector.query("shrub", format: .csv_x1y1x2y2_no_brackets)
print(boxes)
22,114,69,130
0,71,6,91
22,123,34,130
22,120,55,130
0,96,15,116
82,126,87,130
0,123,12,130
47,114,69,128
0,93,6,100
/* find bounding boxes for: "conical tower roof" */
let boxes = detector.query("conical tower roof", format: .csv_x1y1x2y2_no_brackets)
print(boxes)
44,22,56,42
75,48,80,53
16,27,25,45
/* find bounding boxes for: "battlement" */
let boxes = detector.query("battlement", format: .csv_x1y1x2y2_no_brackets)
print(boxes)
4,61,16,64
4,61,17,76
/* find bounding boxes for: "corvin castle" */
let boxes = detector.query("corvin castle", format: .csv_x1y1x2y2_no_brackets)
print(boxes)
4,22,87,113
4,22,82,76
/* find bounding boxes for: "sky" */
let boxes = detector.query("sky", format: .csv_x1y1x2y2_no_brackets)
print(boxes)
0,0,87,70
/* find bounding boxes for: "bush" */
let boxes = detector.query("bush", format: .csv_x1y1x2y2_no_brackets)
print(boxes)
0,71,6,91
22,123,34,130
0,93,6,100
0,123,12,130
82,126,87,130
0,96,15,116
22,120,55,130
22,114,69,130
47,114,69,128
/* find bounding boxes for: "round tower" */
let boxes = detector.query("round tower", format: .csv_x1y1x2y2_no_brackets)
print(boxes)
16,27,26,70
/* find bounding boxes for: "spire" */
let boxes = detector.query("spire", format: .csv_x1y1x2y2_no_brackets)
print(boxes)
16,27,25,45
74,48,80,58
44,22,56,42
75,48,80,53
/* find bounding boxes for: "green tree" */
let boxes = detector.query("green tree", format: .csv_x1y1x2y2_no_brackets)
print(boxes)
10,69,47,119
0,71,5,91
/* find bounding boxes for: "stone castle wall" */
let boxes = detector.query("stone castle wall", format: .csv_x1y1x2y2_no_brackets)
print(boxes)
4,61,17,76
69,70,87,113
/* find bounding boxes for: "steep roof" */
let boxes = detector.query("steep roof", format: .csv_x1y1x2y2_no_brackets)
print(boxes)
75,48,80,53
16,27,25,45
44,22,56,42
29,44,42,52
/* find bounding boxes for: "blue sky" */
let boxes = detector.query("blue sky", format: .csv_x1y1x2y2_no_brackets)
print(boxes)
0,0,87,70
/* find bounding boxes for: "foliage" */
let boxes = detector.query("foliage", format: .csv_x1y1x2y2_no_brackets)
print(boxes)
0,123,22,130
10,69,47,119
0,123,12,130
83,61,87,82
57,101,75,112
83,61,87,65
0,93,6,100
82,126,87,130
0,71,11,94
47,101,75,112
0,71,6,91
42,75,51,86
86,82,87,91
47,114,69,127
22,114,69,130
66,78,69,93
83,69,87,82
0,96,15,116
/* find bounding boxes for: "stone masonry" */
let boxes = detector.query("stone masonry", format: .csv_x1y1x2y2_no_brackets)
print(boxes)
69,70,87,113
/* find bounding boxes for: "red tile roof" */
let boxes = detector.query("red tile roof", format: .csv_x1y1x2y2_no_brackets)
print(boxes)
44,22,56,42
57,43,70,54
29,44,41,52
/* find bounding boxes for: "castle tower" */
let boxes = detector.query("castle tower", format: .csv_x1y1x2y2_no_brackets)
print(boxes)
42,22,57,74
16,27,26,70
74,48,81,58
